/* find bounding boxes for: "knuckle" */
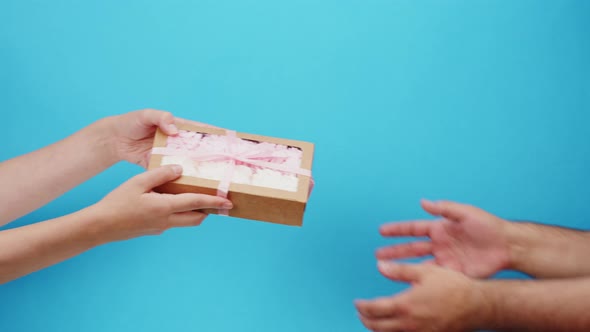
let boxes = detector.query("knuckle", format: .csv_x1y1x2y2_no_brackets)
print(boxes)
365,306,378,317
194,196,217,209
149,206,168,215
384,301,398,313
183,213,205,227
162,111,173,120
152,166,175,181
152,228,166,236
137,109,152,120
192,196,206,206
396,302,411,316
141,108,160,117
164,166,176,176
196,213,207,222
145,199,171,215
191,215,206,226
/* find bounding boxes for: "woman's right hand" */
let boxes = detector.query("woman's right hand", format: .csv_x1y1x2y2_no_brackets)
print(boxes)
91,165,233,242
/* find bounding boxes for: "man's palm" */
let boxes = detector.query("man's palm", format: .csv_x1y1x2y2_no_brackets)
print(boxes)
377,200,511,278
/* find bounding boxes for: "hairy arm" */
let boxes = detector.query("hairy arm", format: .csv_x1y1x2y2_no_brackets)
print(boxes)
506,221,590,278
479,277,590,331
356,262,590,332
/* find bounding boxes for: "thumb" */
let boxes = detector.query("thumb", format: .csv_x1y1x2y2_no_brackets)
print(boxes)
377,261,428,283
138,109,178,135
132,165,183,192
421,199,468,222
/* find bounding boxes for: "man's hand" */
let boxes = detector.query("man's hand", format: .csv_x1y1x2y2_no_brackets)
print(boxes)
355,262,489,332
377,200,511,278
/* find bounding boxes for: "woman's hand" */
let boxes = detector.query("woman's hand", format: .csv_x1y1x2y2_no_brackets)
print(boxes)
91,164,233,242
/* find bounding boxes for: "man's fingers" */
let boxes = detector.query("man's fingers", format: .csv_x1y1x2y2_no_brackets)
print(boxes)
355,297,400,319
422,259,436,265
375,241,433,260
132,165,183,192
377,261,428,283
437,258,463,272
168,193,233,212
139,109,178,135
358,314,404,332
379,221,433,237
421,199,470,222
168,211,208,228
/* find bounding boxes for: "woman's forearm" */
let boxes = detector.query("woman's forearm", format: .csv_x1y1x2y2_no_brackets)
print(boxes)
0,206,107,284
0,117,118,226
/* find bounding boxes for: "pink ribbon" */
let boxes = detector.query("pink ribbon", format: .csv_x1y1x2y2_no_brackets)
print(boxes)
152,130,313,216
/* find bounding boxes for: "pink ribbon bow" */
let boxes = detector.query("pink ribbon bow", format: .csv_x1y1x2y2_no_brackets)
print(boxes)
152,130,313,216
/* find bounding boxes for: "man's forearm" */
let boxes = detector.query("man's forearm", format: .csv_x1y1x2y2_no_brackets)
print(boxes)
477,277,590,331
0,118,118,226
0,206,108,284
505,221,590,278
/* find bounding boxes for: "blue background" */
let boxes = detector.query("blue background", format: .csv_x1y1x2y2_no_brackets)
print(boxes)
1,1,589,331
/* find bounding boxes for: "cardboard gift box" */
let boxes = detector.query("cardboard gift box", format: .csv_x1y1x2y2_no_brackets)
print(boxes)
147,123,315,226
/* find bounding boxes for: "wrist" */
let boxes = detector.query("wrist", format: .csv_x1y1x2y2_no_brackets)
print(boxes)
88,116,121,166
66,205,110,249
78,204,118,247
470,280,499,330
504,220,531,271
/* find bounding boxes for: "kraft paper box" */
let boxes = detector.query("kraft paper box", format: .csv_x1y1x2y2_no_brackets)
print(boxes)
147,124,315,226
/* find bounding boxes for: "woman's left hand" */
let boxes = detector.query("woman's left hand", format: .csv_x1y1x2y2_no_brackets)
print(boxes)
108,109,179,167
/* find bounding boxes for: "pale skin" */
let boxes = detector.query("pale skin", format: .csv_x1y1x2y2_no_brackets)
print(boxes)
356,200,590,331
0,109,232,284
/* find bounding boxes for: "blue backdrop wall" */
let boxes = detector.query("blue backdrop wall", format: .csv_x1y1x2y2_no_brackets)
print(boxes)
1,1,589,331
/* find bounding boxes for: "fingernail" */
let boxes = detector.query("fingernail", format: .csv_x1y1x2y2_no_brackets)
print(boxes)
172,165,183,174
378,260,393,271
222,201,233,209
168,124,179,134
